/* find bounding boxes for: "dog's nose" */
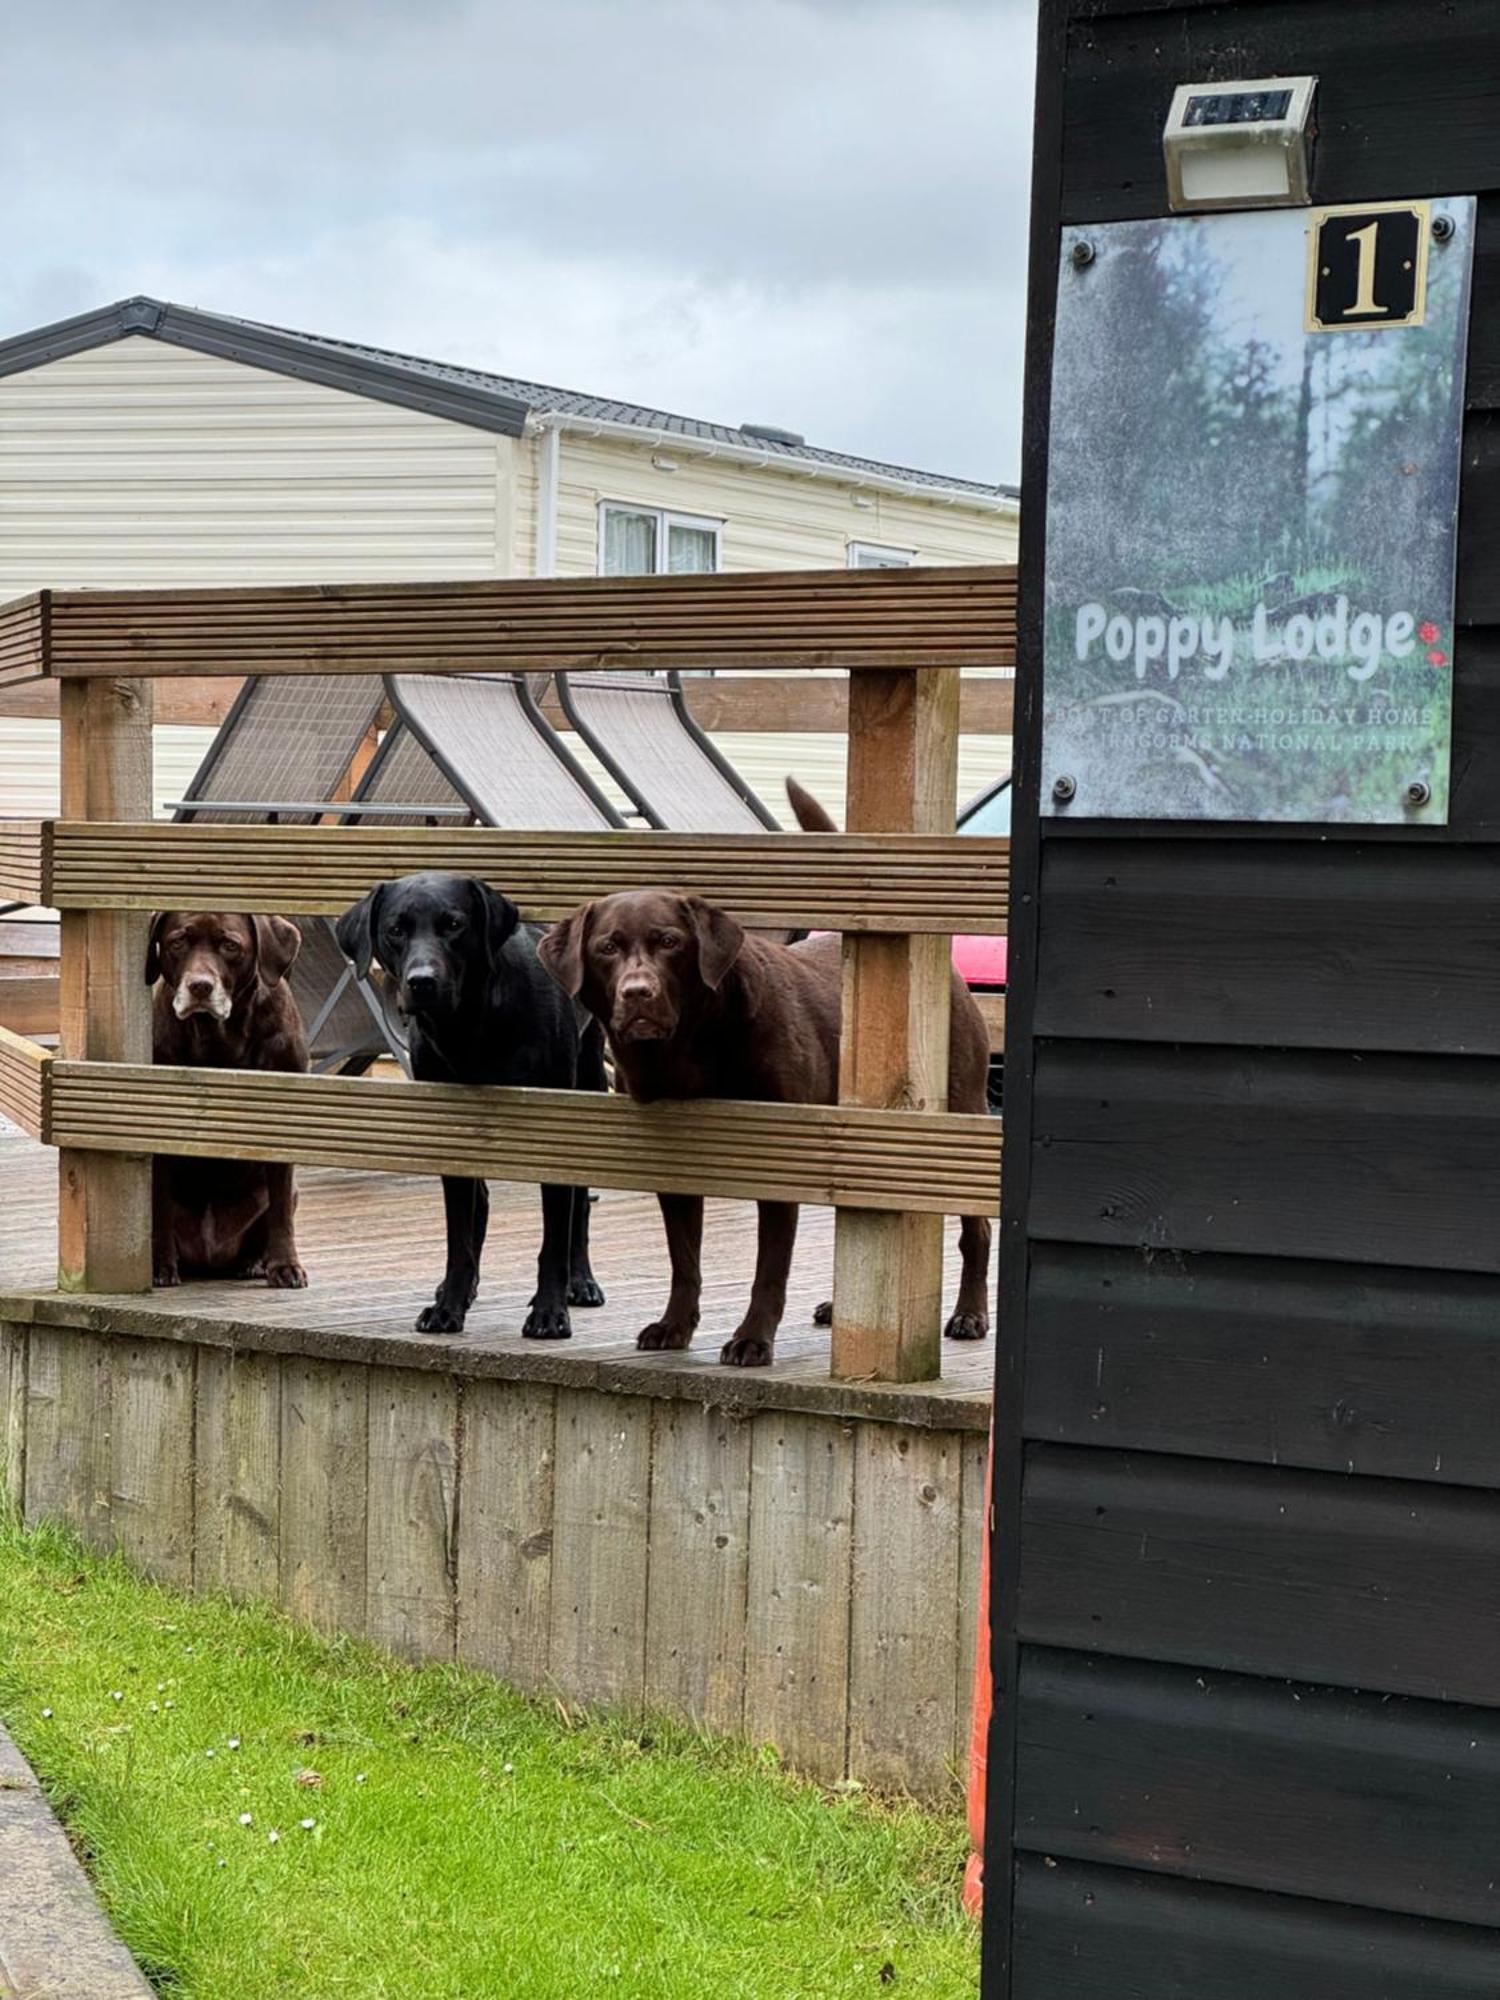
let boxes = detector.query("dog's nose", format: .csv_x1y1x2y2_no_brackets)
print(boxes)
186,975,216,999
404,967,440,1004
618,972,657,1005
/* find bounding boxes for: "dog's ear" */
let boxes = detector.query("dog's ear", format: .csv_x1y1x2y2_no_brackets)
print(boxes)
335,883,386,981
683,896,745,990
473,879,521,973
251,915,301,987
537,902,594,998
144,911,170,986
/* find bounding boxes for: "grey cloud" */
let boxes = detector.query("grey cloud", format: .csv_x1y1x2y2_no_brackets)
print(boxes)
0,0,1034,483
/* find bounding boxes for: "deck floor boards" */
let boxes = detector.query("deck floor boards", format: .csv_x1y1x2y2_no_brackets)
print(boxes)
0,1132,992,1424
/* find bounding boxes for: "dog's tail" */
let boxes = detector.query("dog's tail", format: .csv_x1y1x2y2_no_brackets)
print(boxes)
785,776,840,833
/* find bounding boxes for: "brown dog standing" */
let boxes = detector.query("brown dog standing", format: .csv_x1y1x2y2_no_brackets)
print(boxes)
538,869,992,1367
147,911,309,1289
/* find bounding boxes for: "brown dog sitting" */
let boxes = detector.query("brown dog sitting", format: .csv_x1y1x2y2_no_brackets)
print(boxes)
147,911,310,1290
538,873,992,1368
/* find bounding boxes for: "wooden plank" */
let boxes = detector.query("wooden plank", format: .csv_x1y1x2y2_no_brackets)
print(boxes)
0,593,44,689
1059,3,1500,228
848,1422,962,1793
743,1408,855,1782
56,676,152,1295
49,1061,1002,1218
0,821,45,905
1037,837,1500,1052
1455,408,1500,622
108,1336,194,1587
366,1368,459,1661
548,1388,651,1706
22,1326,111,1545
0,669,1017,735
0,976,58,1039
666,673,1015,736
27,568,1018,679
1016,1646,1500,1929
1025,1242,1500,1489
193,1347,282,1601
1028,1041,1500,1272
0,676,240,726
47,822,1010,936
832,667,960,1383
973,992,1005,1053
1020,1446,1500,1706
455,1379,557,1693
279,1355,369,1634
955,1430,989,1770
643,1401,751,1736
0,1323,24,1518
0,1027,48,1141
1014,1855,1500,2000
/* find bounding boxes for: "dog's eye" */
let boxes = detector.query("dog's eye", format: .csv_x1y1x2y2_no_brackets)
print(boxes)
652,931,682,952
595,937,618,957
437,913,464,936
220,938,242,957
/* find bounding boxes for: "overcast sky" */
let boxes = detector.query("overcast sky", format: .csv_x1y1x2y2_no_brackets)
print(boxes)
0,0,1035,486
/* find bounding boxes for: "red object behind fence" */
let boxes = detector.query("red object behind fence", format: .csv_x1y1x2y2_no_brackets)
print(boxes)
962,1430,993,1919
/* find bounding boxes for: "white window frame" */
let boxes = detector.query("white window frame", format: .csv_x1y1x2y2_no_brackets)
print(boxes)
847,540,918,569
597,502,723,576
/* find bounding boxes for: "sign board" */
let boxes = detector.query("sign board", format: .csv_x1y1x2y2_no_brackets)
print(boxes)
1042,197,1475,823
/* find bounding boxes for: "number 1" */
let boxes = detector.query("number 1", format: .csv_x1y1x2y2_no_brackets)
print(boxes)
1344,220,1385,317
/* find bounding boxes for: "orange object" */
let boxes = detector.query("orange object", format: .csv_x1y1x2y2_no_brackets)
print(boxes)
962,1429,993,1919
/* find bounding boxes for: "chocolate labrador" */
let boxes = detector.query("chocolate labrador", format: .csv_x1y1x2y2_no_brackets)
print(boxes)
538,830,992,1368
148,910,309,1289
335,871,606,1338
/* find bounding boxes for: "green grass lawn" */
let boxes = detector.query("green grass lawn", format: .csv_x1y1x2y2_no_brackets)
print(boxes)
0,1518,977,1999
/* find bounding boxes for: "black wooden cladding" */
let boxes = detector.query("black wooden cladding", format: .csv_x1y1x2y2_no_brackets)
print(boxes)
1014,1857,1500,2000
1062,2,1500,226
1020,1446,1500,1702
1036,836,1500,1049
1016,1648,1500,1929
1025,1243,1500,1488
989,0,1500,1990
1030,1040,1500,1271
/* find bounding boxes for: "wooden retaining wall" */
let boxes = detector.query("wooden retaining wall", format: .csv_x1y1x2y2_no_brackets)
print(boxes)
0,1313,986,1800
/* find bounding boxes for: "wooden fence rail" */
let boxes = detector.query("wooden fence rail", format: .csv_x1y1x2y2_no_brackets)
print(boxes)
34,823,1007,934
46,1062,1001,1215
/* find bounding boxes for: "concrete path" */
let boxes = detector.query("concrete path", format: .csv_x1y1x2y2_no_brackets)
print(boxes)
0,1721,153,2000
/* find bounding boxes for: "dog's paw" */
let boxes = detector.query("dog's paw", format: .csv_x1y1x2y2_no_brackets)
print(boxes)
720,1333,774,1368
153,1263,181,1289
568,1275,606,1308
637,1318,695,1351
523,1301,573,1341
416,1301,466,1334
812,1299,833,1326
265,1259,307,1290
943,1310,989,1342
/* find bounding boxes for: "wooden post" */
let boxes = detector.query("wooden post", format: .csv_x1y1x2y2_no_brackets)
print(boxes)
830,666,959,1382
57,678,154,1293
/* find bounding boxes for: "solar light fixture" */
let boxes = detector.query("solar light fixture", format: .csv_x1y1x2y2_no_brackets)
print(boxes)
1163,75,1317,212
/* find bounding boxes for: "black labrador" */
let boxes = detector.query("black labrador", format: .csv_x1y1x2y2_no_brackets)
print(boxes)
335,871,606,1337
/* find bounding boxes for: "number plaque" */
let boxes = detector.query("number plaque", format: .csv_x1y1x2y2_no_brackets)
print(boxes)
1308,202,1430,332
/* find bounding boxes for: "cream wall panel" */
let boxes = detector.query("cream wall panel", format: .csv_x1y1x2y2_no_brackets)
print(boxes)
0,337,515,593
549,434,1015,578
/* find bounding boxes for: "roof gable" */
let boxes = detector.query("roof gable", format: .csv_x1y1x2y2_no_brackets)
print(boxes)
0,295,1016,502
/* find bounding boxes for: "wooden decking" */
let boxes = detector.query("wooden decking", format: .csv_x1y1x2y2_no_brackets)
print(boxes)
0,1132,991,1430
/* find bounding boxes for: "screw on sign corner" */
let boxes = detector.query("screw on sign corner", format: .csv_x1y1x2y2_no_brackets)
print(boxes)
1052,774,1077,805
1404,779,1432,810
1432,213,1456,243
1070,240,1095,270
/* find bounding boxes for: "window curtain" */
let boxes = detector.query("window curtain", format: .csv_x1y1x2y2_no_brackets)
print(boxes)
603,509,657,575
